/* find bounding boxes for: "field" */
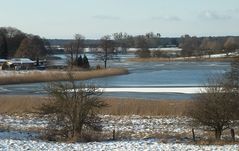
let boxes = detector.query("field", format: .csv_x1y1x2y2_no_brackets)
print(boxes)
0,96,238,150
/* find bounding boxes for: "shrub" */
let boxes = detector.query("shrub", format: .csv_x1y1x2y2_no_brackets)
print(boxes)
135,50,151,58
188,75,239,140
38,72,107,142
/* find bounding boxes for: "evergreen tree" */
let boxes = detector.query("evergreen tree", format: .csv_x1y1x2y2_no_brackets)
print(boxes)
77,55,83,67
83,54,90,69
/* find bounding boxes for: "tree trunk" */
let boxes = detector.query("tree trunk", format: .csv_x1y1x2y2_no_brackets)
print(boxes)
104,48,108,69
231,129,235,142
36,57,39,66
192,128,196,142
104,60,107,69
113,129,116,140
71,51,74,69
215,129,222,140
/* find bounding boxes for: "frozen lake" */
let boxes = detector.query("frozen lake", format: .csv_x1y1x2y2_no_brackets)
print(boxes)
0,54,231,100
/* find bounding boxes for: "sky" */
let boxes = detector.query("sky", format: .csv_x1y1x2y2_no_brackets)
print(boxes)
0,0,239,39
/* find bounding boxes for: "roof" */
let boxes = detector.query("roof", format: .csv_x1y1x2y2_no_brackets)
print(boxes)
9,58,35,64
0,59,7,63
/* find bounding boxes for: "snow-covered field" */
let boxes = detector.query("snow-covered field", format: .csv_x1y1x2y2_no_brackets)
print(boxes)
0,139,238,151
0,114,238,150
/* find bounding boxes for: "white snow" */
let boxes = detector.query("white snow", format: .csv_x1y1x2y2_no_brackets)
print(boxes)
0,139,238,151
0,59,7,63
0,114,48,130
101,115,192,134
102,87,202,94
10,58,35,64
0,114,238,150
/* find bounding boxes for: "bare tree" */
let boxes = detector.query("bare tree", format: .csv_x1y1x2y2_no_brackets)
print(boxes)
15,35,47,60
0,27,26,59
200,38,222,58
113,32,131,53
74,34,85,61
145,32,161,48
98,35,116,68
0,29,8,59
64,42,75,68
224,37,238,55
180,35,201,57
64,34,85,68
188,75,239,140
39,72,107,141
135,35,151,58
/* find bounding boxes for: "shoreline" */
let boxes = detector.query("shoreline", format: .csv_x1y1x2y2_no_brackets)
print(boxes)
0,68,128,85
128,56,237,62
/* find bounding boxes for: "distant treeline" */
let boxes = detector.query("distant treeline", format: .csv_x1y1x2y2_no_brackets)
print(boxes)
48,33,239,56
1,27,239,60
48,33,178,49
180,35,239,57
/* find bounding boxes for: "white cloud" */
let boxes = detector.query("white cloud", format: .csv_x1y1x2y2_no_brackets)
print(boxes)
152,16,181,21
92,15,120,20
199,10,231,20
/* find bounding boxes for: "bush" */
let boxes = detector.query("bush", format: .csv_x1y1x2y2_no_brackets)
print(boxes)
152,51,162,58
77,55,83,67
39,72,107,142
135,50,151,58
82,54,90,69
1,62,8,70
96,65,101,70
188,75,239,140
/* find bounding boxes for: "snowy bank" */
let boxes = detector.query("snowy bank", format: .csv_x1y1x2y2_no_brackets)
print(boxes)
0,139,238,151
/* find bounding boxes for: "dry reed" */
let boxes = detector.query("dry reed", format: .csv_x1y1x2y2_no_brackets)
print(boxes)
0,68,128,85
0,96,191,116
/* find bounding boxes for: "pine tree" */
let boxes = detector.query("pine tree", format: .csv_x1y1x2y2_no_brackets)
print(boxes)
77,55,83,67
83,54,90,69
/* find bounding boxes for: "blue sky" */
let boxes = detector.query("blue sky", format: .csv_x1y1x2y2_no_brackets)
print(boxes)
1,0,239,39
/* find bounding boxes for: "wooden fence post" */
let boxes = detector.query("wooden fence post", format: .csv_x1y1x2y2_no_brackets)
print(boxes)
231,129,235,142
192,128,196,142
113,129,116,140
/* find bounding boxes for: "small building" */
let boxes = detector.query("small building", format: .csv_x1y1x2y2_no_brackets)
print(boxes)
9,58,36,70
0,59,7,65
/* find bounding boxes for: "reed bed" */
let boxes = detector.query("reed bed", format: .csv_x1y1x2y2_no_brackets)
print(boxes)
0,68,128,85
0,96,191,116
102,98,191,116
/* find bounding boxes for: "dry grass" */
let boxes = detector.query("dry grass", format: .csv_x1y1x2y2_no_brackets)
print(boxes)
0,96,47,114
0,96,191,116
193,139,239,145
0,68,128,85
101,98,191,116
